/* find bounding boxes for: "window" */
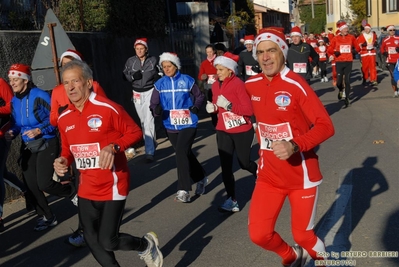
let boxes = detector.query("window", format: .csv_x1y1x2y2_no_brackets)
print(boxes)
382,0,399,13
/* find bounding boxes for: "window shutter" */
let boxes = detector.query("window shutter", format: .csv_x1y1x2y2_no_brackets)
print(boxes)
382,0,386,13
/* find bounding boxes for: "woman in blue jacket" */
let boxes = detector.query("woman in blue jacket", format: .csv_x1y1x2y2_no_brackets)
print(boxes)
5,64,75,231
150,53,207,203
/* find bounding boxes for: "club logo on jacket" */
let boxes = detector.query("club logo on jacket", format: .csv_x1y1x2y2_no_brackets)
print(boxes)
177,80,186,88
251,95,261,101
275,94,291,111
87,115,103,131
65,125,75,133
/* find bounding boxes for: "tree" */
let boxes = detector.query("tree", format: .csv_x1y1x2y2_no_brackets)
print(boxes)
298,3,326,34
349,0,366,31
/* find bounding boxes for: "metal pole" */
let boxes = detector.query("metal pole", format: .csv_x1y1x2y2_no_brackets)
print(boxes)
311,0,314,19
48,23,60,85
166,0,175,52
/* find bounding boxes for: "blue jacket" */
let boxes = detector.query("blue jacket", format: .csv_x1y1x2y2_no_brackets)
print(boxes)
154,71,199,131
394,60,399,83
10,87,56,143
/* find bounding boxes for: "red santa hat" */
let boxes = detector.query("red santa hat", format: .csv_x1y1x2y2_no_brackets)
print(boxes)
321,32,326,36
8,63,31,81
337,21,348,31
134,38,148,49
244,35,255,45
253,27,288,60
364,23,371,29
213,52,239,74
387,25,395,31
290,26,302,37
59,49,83,64
159,52,181,69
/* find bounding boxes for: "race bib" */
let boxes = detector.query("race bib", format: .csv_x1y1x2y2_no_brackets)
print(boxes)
133,92,141,105
258,122,293,151
293,63,307,73
207,74,216,85
366,45,374,50
388,47,397,54
339,45,351,53
245,65,256,76
222,112,247,130
319,52,326,59
170,109,193,125
70,143,101,170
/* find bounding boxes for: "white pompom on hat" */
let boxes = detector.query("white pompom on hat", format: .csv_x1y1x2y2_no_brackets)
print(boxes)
8,63,31,81
253,27,288,60
159,52,181,69
59,49,83,64
213,52,239,74
134,38,148,49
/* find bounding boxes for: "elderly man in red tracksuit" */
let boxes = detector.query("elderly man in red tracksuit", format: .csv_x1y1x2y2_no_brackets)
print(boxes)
245,27,335,267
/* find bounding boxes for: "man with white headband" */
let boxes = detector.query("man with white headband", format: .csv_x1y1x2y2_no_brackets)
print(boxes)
356,23,378,86
245,27,335,267
327,21,360,107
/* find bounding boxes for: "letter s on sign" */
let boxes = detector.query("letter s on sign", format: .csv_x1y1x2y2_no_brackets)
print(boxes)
41,36,50,46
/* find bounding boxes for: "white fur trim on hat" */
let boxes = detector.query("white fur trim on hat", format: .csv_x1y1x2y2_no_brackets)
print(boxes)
387,25,395,31
244,39,254,45
214,56,238,74
159,52,181,69
253,31,288,60
8,70,30,81
59,51,82,64
339,24,348,31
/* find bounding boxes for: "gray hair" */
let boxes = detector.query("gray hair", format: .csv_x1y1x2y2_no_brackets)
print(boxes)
61,60,93,81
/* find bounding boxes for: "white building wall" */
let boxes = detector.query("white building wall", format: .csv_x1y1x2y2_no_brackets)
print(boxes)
326,0,355,26
254,0,290,13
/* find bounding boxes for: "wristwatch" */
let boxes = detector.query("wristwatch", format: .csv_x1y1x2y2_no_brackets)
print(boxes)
289,140,299,153
111,143,120,154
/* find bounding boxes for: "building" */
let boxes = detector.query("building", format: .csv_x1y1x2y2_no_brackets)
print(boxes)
253,0,291,33
366,0,399,33
325,0,355,32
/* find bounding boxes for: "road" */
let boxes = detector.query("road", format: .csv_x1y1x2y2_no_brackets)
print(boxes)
1,60,398,267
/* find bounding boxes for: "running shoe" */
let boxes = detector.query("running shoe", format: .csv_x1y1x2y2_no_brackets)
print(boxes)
68,229,86,247
371,81,378,86
195,177,208,195
175,190,190,203
282,244,308,267
324,77,328,82
146,155,154,163
337,91,343,100
139,232,164,267
345,98,350,108
218,197,240,213
342,91,346,98
394,91,398,98
34,215,58,231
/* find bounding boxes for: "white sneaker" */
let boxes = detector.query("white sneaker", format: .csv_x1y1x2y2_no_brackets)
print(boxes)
283,244,308,267
139,232,163,267
394,91,398,98
324,77,328,82
175,190,190,203
320,78,324,83
342,91,346,98
218,197,240,213
195,177,208,195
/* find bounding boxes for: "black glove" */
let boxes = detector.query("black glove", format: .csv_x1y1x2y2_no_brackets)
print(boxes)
374,41,378,47
0,98,5,107
58,104,68,115
132,71,143,80
154,104,162,115
361,42,367,47
396,47,399,53
383,52,388,57
251,65,261,74
334,51,341,57
189,106,199,114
